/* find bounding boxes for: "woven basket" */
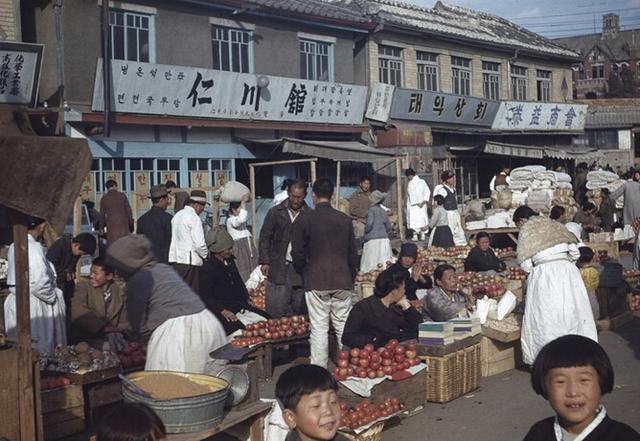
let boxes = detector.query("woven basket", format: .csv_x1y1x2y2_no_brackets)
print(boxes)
424,343,481,403
340,421,385,441
359,283,375,299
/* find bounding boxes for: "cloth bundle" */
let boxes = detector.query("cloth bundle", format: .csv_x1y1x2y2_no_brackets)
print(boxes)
526,189,554,212
466,220,487,231
486,211,512,228
511,165,546,181
511,190,528,207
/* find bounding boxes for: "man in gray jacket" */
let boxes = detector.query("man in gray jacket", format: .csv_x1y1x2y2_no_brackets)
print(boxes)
292,178,358,368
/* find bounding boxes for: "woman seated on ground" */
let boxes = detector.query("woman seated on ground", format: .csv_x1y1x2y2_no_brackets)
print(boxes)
423,264,475,322
199,228,268,336
342,267,423,349
464,232,506,273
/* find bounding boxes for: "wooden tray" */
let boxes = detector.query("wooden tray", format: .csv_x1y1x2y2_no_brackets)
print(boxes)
63,365,121,385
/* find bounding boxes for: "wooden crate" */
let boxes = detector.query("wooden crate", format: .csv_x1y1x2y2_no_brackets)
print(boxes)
480,336,523,377
587,241,620,260
85,379,123,424
338,369,427,412
40,385,85,440
41,385,84,414
422,343,481,404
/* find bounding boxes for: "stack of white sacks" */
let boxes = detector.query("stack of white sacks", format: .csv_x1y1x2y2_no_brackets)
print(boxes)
586,170,625,209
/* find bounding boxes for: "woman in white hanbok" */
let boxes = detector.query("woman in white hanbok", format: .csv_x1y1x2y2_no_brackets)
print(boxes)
4,217,66,354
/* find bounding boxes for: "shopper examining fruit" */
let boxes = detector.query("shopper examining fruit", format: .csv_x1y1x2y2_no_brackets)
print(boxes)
423,263,475,322
198,228,268,336
342,267,422,349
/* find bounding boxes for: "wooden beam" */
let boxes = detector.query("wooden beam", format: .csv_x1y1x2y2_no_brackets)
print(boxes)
395,159,404,240
335,161,341,209
310,161,317,185
11,211,36,440
249,165,257,247
249,158,318,168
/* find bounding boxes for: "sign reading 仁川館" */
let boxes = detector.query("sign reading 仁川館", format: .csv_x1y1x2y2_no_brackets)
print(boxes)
0,42,44,107
491,102,587,131
92,59,367,125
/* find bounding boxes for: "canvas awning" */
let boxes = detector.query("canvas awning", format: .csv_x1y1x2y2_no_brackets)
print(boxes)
483,141,602,161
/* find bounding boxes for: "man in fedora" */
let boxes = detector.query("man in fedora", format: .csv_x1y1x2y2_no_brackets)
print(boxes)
136,185,173,263
168,190,209,291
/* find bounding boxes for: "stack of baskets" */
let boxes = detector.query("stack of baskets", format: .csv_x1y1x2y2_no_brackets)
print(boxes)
423,343,481,403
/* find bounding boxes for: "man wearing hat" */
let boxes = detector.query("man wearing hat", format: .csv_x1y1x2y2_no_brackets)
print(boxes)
405,168,430,242
434,171,466,246
136,185,172,263
199,228,268,336
99,179,134,246
360,190,392,273
168,190,209,291
388,243,432,301
106,234,226,373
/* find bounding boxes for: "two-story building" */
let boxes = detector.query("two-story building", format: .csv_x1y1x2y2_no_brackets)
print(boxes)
353,1,588,199
21,0,377,224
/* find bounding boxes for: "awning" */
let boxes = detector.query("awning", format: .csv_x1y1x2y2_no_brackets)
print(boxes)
484,141,603,161
484,141,544,159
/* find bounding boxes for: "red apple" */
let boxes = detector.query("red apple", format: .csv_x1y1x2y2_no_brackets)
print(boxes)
337,359,349,368
350,347,360,358
367,370,377,379
358,358,370,368
350,357,359,366
364,343,375,353
407,341,417,351
394,354,405,364
405,350,417,359
394,346,405,355
370,353,381,364
381,358,392,366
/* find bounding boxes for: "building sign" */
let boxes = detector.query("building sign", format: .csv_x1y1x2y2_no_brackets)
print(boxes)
390,89,500,127
491,102,587,131
484,142,544,159
0,42,44,107
92,59,367,125
365,83,394,122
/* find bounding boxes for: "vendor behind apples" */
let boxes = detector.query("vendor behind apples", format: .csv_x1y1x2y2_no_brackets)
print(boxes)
387,243,432,300
198,227,268,336
342,267,422,349
423,264,475,321
464,232,506,274
69,257,128,348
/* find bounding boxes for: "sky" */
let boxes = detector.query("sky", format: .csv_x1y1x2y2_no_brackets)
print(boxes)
407,0,640,39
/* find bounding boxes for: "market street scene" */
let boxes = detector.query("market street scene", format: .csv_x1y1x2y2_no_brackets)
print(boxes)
1,0,640,440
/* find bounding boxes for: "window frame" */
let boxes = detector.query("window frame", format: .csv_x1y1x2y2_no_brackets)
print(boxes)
109,9,156,63
451,56,471,96
299,38,334,82
416,51,439,92
591,64,604,79
211,25,254,74
510,64,528,101
536,69,552,102
482,61,500,100
378,45,403,87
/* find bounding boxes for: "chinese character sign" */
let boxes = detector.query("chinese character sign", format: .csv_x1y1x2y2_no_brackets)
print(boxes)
365,83,395,122
190,171,208,189
92,59,367,125
134,172,151,212
0,42,43,106
492,102,587,131
389,89,500,127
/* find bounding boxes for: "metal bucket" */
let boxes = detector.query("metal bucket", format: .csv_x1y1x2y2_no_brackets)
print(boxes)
122,371,230,434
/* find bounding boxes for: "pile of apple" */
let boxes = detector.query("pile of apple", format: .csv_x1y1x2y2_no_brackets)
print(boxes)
247,281,266,311
118,342,146,369
457,272,506,298
594,250,610,262
339,397,404,431
630,294,640,312
507,266,527,281
424,245,472,260
231,336,266,347
332,340,420,382
40,375,71,391
623,269,640,281
234,315,310,347
355,264,387,283
495,247,515,259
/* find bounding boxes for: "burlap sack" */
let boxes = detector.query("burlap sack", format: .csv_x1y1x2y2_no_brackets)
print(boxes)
220,181,250,203
496,189,513,210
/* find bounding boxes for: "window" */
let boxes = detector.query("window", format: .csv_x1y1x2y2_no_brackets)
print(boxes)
591,64,604,79
212,26,252,73
573,63,585,80
378,45,403,86
300,39,333,81
536,69,552,102
451,56,471,95
510,65,527,100
416,51,438,91
109,10,154,62
482,61,500,100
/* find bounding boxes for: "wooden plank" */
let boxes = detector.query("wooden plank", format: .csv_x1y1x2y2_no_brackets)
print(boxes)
249,165,257,247
43,416,85,441
41,385,84,414
481,325,520,343
0,346,19,440
87,380,122,409
335,161,341,209
395,158,404,240
42,406,85,425
610,310,634,330
310,160,317,184
480,336,522,377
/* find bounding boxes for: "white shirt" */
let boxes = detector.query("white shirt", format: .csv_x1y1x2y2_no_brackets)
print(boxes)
433,183,455,199
489,173,512,191
226,208,251,240
168,205,208,266
273,190,288,206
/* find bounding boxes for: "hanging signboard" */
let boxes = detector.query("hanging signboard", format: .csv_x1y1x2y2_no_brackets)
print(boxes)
491,102,587,131
134,172,151,214
0,42,44,107
365,83,394,122
390,89,500,127
92,59,367,125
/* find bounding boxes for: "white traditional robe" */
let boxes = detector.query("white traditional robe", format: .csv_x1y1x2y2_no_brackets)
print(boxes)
406,176,430,230
4,234,67,354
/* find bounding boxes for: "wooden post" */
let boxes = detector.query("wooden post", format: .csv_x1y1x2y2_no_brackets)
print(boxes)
335,161,341,209
310,160,316,185
249,165,257,247
11,211,37,440
72,196,82,236
395,158,405,240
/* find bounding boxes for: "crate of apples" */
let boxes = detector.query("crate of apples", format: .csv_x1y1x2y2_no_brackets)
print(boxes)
339,397,404,431
332,340,420,382
40,375,71,391
495,247,515,259
118,341,146,369
231,336,266,348
507,266,527,281
233,315,309,346
247,281,266,311
458,273,506,298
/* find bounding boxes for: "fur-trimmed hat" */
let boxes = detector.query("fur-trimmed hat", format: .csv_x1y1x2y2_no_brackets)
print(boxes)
517,216,577,263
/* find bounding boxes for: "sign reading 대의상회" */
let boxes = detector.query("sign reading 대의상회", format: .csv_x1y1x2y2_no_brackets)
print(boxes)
0,42,44,107
92,59,367,125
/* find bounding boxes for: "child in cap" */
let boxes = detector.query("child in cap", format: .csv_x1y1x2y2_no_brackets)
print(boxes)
276,364,349,441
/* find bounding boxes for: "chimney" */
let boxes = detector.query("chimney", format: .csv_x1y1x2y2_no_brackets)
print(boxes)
602,13,619,40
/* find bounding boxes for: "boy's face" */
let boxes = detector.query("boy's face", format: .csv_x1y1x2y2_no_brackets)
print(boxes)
545,366,601,434
284,389,341,441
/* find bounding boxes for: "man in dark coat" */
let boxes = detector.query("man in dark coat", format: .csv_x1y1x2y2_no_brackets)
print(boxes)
136,185,173,263
292,178,358,368
46,232,97,309
99,180,133,246
199,228,267,335
258,180,309,318
388,243,432,300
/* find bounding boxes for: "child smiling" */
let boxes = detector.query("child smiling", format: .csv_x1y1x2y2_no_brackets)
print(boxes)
524,335,640,440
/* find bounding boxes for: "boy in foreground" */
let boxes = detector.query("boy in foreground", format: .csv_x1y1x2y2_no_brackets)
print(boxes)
275,364,349,441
